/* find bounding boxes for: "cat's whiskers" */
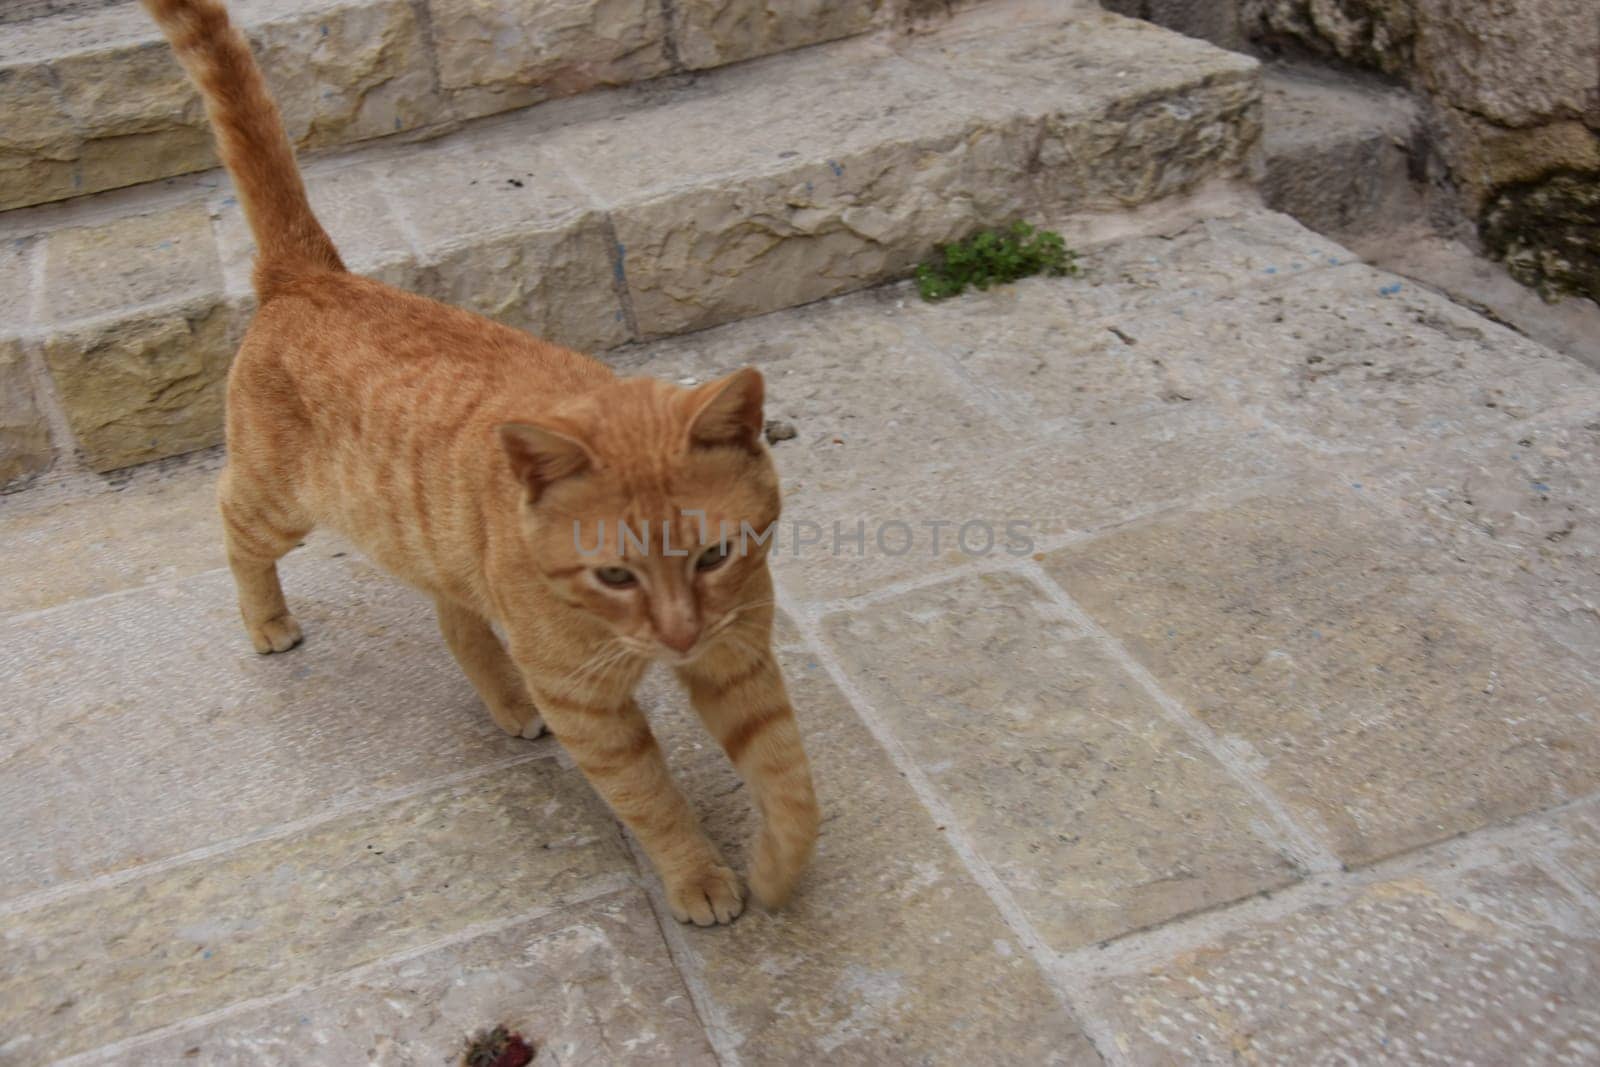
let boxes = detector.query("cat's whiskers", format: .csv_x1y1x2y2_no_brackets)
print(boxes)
545,639,635,704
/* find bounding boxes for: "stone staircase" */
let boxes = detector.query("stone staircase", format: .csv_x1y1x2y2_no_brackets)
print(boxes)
0,0,1261,488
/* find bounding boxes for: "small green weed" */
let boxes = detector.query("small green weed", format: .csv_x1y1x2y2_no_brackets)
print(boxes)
914,221,1079,301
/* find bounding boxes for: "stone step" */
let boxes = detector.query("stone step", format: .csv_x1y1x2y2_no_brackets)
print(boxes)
0,1,1260,488
1259,64,1423,243
0,0,896,213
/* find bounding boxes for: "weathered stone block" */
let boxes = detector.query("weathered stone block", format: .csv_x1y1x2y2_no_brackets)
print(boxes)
0,62,81,210
0,0,438,209
905,13,1262,213
380,132,630,350
43,297,234,471
0,341,52,491
431,0,673,121
38,203,231,470
256,0,439,151
552,46,1035,337
1242,0,1417,75
213,164,416,295
50,36,212,197
0,242,50,490
1261,66,1422,239
419,221,631,352
1045,486,1600,865
1413,0,1600,127
43,202,220,321
631,651,1098,1063
1094,864,1600,1063
1438,111,1600,212
823,570,1299,949
1101,0,1246,49
672,0,885,70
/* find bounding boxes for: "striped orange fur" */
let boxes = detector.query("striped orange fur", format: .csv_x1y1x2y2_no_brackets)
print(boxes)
140,0,817,924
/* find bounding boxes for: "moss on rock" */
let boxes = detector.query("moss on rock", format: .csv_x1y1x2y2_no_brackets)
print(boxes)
1481,170,1600,303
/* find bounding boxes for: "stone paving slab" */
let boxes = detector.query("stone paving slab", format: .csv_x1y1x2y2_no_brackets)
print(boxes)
1044,484,1600,867
0,452,230,615
777,405,1291,603
1124,264,1585,463
0,762,631,1062
1090,862,1600,1064
116,889,717,1066
1359,399,1600,672
0,555,536,901
631,652,1097,1064
821,570,1299,949
611,288,1025,504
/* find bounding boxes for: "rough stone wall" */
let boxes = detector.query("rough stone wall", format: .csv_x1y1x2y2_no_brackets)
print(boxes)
1109,0,1600,303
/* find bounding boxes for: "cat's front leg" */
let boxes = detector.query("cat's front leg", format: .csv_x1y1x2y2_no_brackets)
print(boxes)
530,686,743,925
434,599,545,738
678,646,819,910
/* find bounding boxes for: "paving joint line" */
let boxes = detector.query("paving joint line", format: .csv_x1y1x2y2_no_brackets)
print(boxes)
618,828,743,1067
777,584,1129,1066
0,749,559,920
1018,559,1344,877
1052,787,1600,984
779,473,1292,619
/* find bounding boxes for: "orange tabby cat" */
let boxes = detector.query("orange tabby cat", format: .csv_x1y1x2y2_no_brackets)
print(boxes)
140,0,817,924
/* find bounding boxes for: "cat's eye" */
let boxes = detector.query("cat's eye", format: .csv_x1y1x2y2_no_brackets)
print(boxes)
696,542,731,572
594,566,637,588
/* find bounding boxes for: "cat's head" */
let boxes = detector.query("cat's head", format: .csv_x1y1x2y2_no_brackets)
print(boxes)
498,368,781,664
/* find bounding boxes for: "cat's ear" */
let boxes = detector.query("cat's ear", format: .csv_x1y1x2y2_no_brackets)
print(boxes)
687,367,765,453
497,421,594,500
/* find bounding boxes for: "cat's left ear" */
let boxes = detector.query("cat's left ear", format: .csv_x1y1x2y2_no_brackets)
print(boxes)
687,367,764,454
497,421,595,501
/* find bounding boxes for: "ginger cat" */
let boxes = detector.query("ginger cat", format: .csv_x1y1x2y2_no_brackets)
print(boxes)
140,0,817,924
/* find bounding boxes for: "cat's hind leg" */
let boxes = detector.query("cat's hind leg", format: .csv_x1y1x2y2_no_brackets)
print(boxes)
435,599,545,738
219,465,309,654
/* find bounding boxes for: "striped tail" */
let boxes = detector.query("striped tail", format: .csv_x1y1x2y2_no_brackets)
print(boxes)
140,0,344,296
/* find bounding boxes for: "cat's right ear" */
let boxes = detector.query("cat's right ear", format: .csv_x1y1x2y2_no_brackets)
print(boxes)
497,422,594,500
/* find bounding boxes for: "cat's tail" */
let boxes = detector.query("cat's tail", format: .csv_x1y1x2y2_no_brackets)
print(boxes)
141,0,344,295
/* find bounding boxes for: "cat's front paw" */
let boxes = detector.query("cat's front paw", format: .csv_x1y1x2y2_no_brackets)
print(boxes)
488,700,545,740
248,613,303,654
666,863,745,926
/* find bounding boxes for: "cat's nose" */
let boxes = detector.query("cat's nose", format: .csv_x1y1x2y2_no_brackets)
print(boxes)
652,600,700,655
658,624,701,655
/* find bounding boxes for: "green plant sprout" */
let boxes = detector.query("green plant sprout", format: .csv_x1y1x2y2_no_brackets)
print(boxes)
914,221,1080,301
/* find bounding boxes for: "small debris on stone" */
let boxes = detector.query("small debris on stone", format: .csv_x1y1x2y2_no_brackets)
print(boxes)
764,419,797,444
462,1025,534,1067
506,177,524,188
